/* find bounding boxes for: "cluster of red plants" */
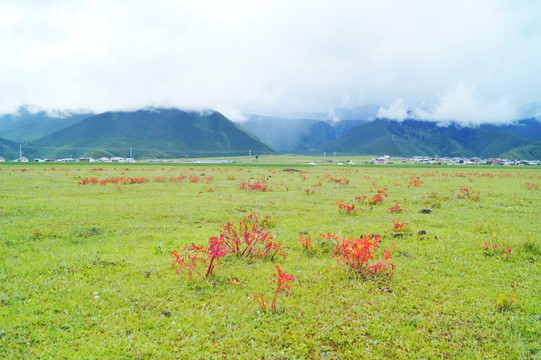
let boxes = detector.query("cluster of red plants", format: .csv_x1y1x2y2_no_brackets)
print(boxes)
331,234,394,276
220,212,284,259
298,233,314,250
525,182,538,193
78,176,151,185
171,235,228,279
78,177,99,185
482,242,512,260
335,200,357,214
391,218,410,232
387,200,406,213
329,177,350,185
172,212,285,280
238,179,268,192
356,188,388,206
456,187,480,201
77,175,215,186
408,178,423,187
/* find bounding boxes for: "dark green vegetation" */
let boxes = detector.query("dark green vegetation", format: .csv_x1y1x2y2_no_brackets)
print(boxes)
29,108,275,159
0,138,39,161
320,118,541,159
0,162,539,358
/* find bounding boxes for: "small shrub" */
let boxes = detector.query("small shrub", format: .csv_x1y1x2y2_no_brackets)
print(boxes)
332,234,394,277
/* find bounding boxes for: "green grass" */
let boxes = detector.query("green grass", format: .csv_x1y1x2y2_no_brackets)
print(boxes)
0,163,540,358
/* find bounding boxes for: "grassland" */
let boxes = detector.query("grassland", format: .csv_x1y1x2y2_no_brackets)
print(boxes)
0,162,540,359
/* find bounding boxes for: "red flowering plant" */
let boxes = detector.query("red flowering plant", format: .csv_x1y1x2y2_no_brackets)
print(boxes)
335,200,357,215
250,265,294,312
482,242,512,260
238,179,268,192
525,182,539,193
298,233,314,250
391,218,410,232
356,188,388,206
457,187,480,201
221,212,285,260
408,178,423,187
270,265,294,311
387,200,407,213
171,235,228,279
332,234,394,277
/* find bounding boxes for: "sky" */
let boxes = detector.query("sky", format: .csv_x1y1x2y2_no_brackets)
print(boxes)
1,0,541,124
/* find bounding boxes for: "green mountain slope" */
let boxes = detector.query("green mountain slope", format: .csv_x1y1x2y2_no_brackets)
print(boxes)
500,142,541,160
320,119,540,159
30,108,275,159
0,106,93,141
480,118,541,142
239,116,366,152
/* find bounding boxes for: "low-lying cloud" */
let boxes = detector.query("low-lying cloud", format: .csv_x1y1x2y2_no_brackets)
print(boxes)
378,83,523,125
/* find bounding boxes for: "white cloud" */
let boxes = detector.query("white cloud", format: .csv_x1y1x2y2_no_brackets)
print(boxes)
413,83,519,125
0,0,540,122
377,99,409,121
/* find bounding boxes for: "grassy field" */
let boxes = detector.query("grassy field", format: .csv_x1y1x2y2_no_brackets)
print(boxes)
0,162,540,359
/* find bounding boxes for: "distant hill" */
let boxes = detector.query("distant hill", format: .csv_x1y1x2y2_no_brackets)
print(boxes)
29,108,275,159
0,106,93,141
239,116,367,152
319,118,541,159
0,137,39,160
479,118,541,142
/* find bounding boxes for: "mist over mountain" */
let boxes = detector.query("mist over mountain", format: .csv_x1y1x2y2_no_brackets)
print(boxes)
0,106,94,141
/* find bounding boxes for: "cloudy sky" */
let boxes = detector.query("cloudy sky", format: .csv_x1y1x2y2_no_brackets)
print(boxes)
1,0,541,124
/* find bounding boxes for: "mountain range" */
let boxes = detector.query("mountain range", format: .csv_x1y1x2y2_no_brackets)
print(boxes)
0,107,274,159
0,105,540,160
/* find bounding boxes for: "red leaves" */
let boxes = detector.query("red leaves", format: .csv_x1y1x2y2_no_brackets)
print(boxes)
171,236,229,279
335,201,357,214
482,242,512,260
78,177,99,185
270,265,294,311
391,218,410,232
172,213,286,280
298,233,314,250
408,178,423,187
387,200,406,213
237,179,268,191
332,234,393,276
525,182,539,193
221,212,285,260
456,187,480,201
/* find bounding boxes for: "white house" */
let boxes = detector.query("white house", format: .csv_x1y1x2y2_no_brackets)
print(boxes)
371,157,388,165
78,157,96,163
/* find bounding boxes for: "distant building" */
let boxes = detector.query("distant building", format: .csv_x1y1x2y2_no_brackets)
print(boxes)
0,157,5,162
371,157,388,165
78,157,95,163
14,157,29,162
